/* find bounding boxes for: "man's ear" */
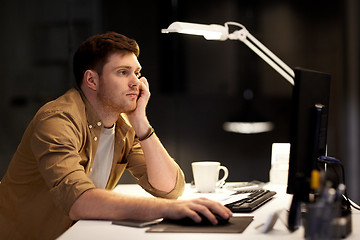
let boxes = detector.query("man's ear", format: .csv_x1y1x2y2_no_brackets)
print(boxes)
83,70,99,91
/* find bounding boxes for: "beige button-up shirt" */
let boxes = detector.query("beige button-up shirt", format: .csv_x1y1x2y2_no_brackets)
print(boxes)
0,88,185,240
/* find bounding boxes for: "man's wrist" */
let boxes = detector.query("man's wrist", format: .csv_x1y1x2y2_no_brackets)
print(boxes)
138,126,154,141
130,117,150,136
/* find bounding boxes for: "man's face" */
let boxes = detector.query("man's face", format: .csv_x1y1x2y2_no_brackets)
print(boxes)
97,52,142,113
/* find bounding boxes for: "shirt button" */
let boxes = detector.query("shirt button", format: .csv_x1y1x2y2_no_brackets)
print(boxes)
89,125,93,129
94,137,98,141
97,122,102,127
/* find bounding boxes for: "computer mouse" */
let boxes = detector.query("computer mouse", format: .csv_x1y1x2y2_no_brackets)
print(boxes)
165,213,229,226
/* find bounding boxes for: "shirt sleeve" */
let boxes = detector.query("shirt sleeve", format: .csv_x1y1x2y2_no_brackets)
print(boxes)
125,139,185,199
31,110,96,214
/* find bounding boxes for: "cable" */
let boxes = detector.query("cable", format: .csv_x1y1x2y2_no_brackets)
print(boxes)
318,156,360,211
343,195,360,211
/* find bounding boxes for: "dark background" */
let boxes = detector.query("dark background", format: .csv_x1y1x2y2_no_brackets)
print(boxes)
1,0,359,203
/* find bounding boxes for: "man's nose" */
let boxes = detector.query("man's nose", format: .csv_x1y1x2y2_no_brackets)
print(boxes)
129,74,141,87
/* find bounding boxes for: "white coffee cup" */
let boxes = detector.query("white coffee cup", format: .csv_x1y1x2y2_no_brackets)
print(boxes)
191,161,229,193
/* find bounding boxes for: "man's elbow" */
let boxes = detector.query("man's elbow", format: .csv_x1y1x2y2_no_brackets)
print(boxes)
69,200,82,220
68,188,94,220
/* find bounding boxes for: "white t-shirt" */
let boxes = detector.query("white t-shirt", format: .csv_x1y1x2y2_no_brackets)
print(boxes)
89,125,115,188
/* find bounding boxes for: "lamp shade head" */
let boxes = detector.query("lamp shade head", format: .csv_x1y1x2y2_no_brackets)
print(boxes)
161,22,228,41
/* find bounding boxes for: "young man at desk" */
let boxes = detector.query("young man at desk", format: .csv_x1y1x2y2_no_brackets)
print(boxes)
0,32,232,239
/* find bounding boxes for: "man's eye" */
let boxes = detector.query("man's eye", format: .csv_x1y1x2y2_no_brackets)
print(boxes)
118,70,127,76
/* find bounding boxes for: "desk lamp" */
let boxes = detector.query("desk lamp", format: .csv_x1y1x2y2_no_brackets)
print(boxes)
161,21,295,85
162,22,295,134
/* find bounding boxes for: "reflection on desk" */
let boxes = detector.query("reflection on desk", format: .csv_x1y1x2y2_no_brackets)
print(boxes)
57,183,360,240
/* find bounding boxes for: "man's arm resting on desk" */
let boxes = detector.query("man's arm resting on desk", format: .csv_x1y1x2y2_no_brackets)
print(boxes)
126,77,180,194
69,188,232,225
138,131,180,193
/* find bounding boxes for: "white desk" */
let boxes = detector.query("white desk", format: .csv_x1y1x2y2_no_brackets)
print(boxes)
58,183,360,240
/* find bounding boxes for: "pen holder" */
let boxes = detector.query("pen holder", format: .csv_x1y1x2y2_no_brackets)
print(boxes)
304,201,341,240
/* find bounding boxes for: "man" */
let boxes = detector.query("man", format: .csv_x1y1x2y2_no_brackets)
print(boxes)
0,32,232,239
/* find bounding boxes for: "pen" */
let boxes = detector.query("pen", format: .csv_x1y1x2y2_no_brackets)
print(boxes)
310,169,320,191
335,183,346,203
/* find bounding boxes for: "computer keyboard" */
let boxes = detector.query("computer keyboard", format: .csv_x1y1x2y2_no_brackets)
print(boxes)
225,189,276,213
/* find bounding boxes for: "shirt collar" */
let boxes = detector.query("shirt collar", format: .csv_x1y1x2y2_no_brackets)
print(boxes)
77,88,103,130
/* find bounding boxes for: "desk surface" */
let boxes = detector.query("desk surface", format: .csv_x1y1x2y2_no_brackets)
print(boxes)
58,183,360,240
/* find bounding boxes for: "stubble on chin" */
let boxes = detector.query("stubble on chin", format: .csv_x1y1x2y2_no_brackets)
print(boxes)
99,95,138,115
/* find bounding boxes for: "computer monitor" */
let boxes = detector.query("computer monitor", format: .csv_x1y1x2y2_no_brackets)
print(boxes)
286,67,331,230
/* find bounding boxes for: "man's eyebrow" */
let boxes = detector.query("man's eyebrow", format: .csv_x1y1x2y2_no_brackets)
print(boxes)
114,65,142,71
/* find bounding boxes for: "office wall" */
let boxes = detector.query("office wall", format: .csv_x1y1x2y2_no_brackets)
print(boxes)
0,0,102,174
0,0,358,202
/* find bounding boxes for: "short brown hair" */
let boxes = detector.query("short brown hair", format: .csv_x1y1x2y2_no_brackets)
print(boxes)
73,32,140,87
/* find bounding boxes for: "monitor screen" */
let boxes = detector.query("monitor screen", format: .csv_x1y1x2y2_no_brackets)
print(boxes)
286,67,331,230
287,67,331,199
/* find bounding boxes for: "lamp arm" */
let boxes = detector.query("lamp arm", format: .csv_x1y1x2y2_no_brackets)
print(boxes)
243,38,295,85
226,22,294,85
247,32,295,80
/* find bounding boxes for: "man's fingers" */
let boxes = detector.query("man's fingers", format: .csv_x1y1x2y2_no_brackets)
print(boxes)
139,76,149,89
173,198,232,225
